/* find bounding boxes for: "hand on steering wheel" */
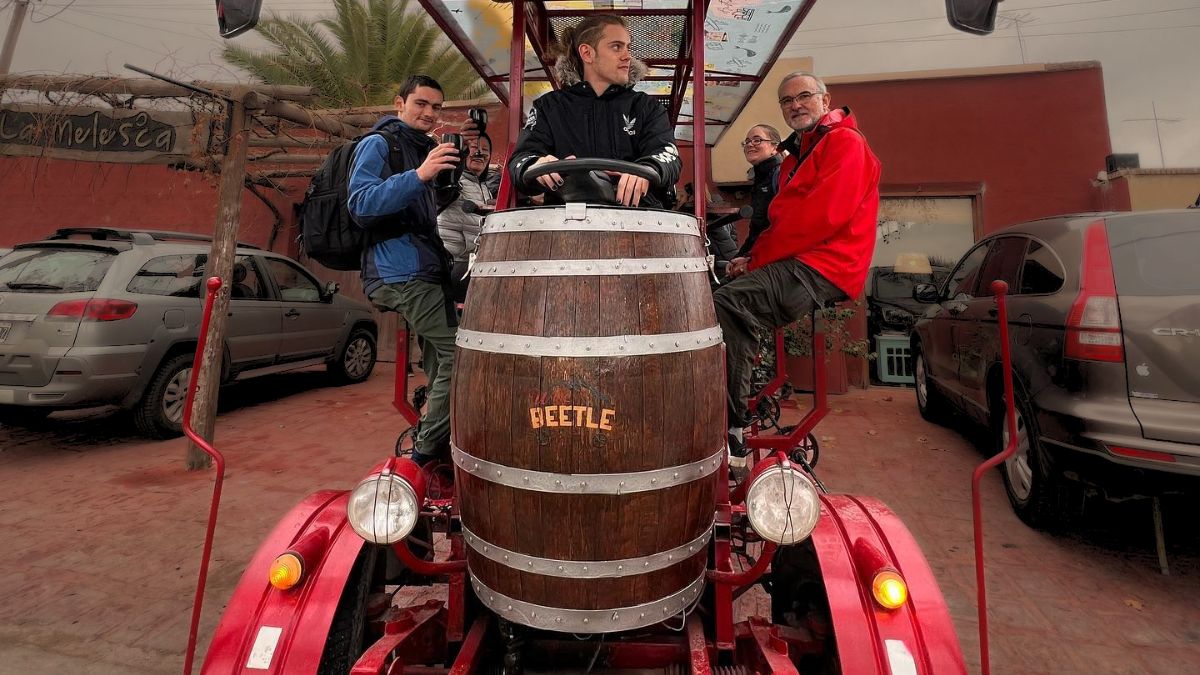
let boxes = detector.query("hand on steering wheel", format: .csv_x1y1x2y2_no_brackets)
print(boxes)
530,154,575,193
524,158,662,208
606,171,651,207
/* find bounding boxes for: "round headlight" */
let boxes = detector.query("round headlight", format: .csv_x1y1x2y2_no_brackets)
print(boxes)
745,463,821,545
347,473,421,544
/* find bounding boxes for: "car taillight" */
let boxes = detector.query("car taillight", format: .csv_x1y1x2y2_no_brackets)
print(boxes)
47,299,138,322
1065,221,1123,362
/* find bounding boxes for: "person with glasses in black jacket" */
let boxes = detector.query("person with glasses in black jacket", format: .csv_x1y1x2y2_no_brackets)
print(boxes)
736,124,783,257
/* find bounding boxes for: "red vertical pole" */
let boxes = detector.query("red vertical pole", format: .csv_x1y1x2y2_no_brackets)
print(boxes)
691,0,707,223
971,280,1017,675
694,0,734,651
496,0,527,210
182,277,226,675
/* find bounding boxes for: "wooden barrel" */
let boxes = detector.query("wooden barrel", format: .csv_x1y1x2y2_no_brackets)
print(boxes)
451,204,724,634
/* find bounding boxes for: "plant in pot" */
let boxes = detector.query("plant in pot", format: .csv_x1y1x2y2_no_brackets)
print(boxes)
782,307,850,394
842,295,876,389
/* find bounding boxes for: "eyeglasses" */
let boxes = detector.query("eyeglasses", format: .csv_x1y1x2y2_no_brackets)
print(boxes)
778,90,824,107
740,137,776,148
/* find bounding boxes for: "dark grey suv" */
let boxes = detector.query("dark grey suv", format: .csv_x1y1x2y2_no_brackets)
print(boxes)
910,210,1199,527
0,228,378,437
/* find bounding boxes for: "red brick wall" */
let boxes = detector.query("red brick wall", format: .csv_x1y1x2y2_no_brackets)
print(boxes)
829,66,1113,235
0,102,512,251
0,157,304,251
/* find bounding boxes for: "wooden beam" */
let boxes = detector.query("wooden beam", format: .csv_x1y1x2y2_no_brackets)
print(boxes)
251,169,317,179
248,136,340,149
263,99,360,138
247,154,326,165
0,75,316,103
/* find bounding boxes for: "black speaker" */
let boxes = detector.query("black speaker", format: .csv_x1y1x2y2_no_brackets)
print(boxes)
1106,153,1140,173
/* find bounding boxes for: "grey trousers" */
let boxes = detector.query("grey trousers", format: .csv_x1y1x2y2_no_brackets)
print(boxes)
713,259,846,428
369,280,456,458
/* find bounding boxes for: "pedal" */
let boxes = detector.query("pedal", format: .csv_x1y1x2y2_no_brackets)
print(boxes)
394,426,417,457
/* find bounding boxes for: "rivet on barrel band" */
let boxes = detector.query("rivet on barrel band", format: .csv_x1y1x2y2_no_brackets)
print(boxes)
469,257,705,278
454,326,722,357
451,445,724,494
470,573,706,634
462,522,714,578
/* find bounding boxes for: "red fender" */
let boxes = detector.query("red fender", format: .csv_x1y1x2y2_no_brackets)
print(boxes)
809,494,967,675
201,490,366,675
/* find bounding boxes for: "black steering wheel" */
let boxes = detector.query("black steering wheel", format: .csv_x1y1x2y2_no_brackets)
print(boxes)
523,158,662,204
524,158,661,186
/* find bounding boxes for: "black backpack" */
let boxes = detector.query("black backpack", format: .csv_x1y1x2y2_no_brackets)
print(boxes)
298,131,400,271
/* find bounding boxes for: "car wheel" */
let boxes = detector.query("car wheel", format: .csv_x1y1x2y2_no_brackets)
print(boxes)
328,328,376,385
913,346,949,424
134,353,192,439
997,385,1080,529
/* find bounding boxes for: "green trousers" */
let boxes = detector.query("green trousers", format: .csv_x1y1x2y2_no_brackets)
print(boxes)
369,280,456,459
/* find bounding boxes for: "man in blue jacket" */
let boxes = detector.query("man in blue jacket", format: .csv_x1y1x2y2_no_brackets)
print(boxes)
348,74,469,465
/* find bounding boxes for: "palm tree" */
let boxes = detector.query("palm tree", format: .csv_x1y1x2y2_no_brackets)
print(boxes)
222,0,487,107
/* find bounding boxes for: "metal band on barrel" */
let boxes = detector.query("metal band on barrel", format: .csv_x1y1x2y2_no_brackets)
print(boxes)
452,444,723,495
470,257,707,277
480,212,701,237
462,522,713,579
454,326,722,357
470,573,705,634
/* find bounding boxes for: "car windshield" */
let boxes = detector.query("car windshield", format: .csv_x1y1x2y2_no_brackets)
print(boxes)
873,268,949,300
0,248,115,293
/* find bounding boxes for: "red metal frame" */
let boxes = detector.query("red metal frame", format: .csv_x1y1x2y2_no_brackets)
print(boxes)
746,317,828,457
183,276,225,675
392,322,420,426
350,600,446,674
971,281,1017,675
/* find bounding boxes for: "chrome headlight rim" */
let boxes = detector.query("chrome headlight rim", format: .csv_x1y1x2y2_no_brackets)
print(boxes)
744,462,821,545
347,472,421,545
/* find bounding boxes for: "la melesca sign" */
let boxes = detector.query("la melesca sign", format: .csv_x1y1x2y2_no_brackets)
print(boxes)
0,103,206,163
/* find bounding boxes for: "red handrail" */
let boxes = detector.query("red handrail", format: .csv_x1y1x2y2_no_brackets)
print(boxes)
182,276,226,675
970,280,1017,675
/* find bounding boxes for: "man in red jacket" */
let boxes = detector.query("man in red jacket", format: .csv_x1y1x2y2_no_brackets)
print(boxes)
717,71,881,460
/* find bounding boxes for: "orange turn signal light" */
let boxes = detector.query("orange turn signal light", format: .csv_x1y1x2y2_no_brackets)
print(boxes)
268,552,304,590
871,569,908,610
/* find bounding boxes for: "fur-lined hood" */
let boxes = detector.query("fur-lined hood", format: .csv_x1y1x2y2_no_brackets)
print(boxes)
553,55,649,88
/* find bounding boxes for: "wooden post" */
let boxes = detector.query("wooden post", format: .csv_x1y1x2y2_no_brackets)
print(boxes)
186,88,259,470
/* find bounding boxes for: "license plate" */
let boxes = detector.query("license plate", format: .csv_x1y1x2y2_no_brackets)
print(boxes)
0,322,10,343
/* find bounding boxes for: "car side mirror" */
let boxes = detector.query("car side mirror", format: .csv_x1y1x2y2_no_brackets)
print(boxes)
321,281,340,303
216,0,262,39
944,0,999,35
913,283,940,303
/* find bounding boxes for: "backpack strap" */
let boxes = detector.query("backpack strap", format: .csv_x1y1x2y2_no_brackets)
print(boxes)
367,130,405,177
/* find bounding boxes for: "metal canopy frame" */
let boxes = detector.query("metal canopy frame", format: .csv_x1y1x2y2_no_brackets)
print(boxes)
418,0,818,154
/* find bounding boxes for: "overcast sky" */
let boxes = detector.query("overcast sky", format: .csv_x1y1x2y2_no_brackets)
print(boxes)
4,0,1198,167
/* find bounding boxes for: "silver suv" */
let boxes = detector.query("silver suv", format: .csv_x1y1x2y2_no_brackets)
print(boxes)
911,210,1199,527
0,228,378,437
